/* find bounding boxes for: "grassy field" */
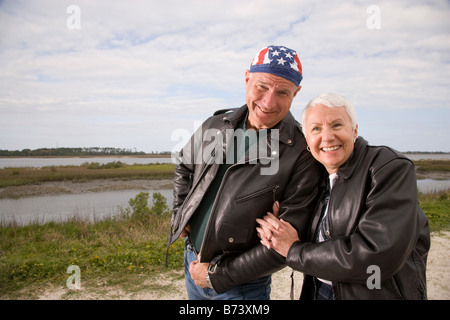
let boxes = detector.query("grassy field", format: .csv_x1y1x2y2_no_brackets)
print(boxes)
0,159,448,189
0,192,185,299
0,190,448,299
414,159,450,173
0,161,175,188
0,160,448,299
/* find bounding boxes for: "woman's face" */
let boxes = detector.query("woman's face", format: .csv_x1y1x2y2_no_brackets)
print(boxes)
303,104,358,174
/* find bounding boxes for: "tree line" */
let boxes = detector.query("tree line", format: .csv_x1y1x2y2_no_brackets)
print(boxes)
0,147,170,157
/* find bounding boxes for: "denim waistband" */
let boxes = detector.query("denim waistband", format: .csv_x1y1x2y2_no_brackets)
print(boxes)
185,236,199,256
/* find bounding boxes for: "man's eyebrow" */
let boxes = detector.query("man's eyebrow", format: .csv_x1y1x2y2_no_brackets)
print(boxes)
255,79,294,94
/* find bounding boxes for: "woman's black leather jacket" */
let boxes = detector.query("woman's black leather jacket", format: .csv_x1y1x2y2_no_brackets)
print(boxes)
288,137,430,299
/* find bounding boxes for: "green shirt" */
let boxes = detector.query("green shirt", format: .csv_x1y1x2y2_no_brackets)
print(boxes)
189,112,260,252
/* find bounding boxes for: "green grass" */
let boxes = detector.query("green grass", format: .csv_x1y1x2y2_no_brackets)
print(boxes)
418,190,450,232
0,188,448,299
0,192,184,299
413,159,450,173
0,162,175,188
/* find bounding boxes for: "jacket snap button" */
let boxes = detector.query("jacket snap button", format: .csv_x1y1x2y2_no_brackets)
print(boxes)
326,230,330,236
229,237,234,243
287,139,292,144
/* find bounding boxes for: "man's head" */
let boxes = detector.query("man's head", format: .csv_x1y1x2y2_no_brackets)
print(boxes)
245,45,302,130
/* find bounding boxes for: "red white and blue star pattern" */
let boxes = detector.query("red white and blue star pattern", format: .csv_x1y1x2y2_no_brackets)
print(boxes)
249,45,303,86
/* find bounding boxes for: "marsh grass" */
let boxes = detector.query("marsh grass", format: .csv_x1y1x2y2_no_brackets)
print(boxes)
0,192,184,299
419,190,450,232
414,160,450,173
0,162,175,188
0,187,448,298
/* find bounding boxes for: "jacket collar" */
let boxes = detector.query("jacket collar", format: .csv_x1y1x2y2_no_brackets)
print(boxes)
223,104,297,147
337,136,369,180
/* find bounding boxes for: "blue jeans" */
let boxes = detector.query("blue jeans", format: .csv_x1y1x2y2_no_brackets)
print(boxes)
184,238,271,300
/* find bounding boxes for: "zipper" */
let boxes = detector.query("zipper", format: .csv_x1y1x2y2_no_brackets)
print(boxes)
236,184,280,203
171,158,215,236
196,124,278,258
199,162,238,257
325,176,339,239
198,159,275,258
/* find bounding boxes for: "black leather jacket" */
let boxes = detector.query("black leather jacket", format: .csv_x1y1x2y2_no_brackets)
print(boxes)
288,137,430,300
166,105,324,293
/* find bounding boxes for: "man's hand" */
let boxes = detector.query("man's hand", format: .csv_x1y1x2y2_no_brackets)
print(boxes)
189,255,210,288
180,224,190,238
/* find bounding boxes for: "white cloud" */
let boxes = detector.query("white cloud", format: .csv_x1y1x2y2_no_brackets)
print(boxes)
0,0,449,152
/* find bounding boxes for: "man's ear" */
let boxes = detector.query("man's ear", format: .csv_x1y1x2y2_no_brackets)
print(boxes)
293,85,301,98
244,69,251,86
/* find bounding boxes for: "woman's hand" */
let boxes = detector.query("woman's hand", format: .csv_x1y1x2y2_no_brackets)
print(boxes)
256,201,300,257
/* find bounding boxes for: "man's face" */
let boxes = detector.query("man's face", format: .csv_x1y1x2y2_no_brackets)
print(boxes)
245,70,301,130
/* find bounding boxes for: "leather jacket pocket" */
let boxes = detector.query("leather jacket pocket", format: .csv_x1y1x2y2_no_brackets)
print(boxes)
235,184,279,203
218,222,250,245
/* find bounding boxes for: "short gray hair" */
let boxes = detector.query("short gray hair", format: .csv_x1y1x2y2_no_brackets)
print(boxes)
301,93,358,135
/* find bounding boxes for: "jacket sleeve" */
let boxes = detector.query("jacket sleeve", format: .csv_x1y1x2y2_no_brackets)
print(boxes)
209,152,323,293
286,158,420,283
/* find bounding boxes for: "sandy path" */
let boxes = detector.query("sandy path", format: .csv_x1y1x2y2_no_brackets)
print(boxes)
36,231,449,300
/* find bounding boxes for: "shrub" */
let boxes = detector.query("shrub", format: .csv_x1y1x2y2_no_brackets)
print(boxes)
120,192,171,223
81,161,125,169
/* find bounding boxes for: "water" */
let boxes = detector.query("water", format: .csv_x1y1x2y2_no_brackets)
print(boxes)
405,154,450,161
0,179,448,226
0,189,173,226
0,157,173,168
416,179,450,194
1,153,448,169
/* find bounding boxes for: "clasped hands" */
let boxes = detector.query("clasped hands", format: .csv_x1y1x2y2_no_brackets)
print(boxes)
187,201,300,288
256,201,300,257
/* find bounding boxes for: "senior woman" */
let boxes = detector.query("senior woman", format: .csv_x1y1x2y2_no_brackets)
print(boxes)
257,93,430,300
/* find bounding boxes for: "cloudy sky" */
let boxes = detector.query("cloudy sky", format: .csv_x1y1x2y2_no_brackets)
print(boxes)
1,0,449,153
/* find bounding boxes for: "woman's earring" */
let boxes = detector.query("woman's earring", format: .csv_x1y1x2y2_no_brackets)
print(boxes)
307,146,311,152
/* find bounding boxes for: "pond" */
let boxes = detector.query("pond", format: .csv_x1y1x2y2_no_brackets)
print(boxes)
0,179,448,226
0,189,174,226
0,157,173,168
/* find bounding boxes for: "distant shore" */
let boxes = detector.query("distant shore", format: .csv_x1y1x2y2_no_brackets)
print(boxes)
0,154,171,159
1,172,449,200
0,179,174,199
0,158,449,198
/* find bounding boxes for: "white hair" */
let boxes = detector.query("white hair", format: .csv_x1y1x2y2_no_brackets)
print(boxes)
301,93,358,135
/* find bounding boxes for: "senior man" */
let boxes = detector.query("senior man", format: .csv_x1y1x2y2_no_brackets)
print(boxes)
166,45,323,300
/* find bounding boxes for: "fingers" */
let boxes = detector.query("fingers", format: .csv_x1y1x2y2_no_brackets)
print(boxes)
272,201,280,217
256,220,273,241
188,259,198,275
180,224,191,238
263,212,281,230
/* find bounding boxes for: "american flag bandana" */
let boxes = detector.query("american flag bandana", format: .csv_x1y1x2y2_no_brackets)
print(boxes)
249,45,303,86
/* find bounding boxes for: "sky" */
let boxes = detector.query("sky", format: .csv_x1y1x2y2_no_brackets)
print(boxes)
0,0,449,153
